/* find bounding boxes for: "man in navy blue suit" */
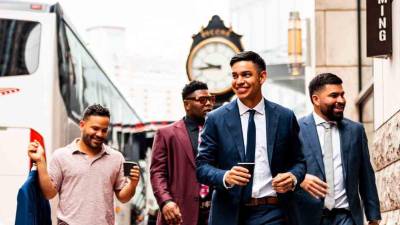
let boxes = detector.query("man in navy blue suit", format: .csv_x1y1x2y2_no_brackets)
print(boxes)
196,51,306,225
294,73,381,225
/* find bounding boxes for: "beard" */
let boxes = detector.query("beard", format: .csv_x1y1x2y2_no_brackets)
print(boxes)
81,132,104,150
321,103,345,122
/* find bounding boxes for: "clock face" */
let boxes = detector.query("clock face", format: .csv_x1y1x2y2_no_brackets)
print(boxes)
187,38,240,94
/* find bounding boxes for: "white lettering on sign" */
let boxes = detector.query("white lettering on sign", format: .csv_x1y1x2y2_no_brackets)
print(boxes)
378,0,388,42
379,30,387,41
379,17,386,29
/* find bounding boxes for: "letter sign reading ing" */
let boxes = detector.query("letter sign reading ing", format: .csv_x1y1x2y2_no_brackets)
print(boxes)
367,0,392,57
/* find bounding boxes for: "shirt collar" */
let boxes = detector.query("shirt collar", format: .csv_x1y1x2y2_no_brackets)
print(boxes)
184,116,204,129
70,138,110,155
237,98,265,116
313,111,337,126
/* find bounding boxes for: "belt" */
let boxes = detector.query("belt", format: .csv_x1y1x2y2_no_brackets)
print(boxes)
244,196,279,206
200,200,211,209
322,208,350,217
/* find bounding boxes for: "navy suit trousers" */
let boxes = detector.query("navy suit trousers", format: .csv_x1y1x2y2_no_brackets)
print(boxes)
320,210,354,225
239,205,287,225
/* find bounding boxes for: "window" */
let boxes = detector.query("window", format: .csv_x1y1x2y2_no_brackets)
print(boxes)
58,21,139,125
0,19,41,76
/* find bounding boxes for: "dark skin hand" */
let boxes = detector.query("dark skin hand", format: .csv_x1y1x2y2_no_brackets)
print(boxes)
162,201,183,225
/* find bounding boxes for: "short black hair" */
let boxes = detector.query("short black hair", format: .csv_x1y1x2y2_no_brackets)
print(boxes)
308,73,343,103
230,51,266,73
82,104,110,120
182,80,208,100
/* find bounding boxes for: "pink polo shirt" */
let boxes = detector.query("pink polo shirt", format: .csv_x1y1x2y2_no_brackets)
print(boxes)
48,139,127,225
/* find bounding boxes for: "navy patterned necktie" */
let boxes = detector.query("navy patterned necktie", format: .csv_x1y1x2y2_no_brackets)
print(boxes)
242,109,256,202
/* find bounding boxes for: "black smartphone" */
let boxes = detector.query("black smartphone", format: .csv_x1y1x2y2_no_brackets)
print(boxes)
123,161,138,176
237,162,255,176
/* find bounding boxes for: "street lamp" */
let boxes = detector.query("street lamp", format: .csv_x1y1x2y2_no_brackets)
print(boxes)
288,11,302,76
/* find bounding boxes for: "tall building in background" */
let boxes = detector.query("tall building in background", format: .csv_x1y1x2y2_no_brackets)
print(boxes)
229,0,314,117
86,26,185,122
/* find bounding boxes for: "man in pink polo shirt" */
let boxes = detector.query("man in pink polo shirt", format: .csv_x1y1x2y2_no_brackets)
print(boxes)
28,104,140,225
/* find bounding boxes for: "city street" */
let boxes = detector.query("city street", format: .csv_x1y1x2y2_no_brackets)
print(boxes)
0,0,399,225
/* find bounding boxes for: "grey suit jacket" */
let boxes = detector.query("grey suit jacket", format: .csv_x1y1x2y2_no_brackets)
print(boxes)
294,114,381,225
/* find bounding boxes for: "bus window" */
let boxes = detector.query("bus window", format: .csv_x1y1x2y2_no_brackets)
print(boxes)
0,19,41,76
61,21,139,125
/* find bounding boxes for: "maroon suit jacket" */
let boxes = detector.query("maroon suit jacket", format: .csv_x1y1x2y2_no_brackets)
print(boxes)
150,119,200,225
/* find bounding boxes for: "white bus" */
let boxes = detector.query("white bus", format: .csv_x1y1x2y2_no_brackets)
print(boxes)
0,2,141,224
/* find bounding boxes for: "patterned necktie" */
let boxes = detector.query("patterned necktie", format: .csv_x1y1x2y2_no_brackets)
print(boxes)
321,122,335,210
198,125,203,144
242,109,256,202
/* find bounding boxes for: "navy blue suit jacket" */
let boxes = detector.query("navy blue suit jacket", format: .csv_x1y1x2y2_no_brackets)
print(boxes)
294,114,381,225
15,170,51,225
196,99,306,225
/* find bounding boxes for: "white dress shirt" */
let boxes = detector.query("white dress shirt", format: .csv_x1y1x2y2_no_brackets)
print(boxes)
313,112,349,209
236,99,275,198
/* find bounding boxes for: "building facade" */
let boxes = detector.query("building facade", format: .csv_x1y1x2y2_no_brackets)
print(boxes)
371,0,400,222
315,0,399,223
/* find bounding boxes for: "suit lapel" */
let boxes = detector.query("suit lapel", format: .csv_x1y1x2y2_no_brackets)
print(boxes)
225,100,246,162
174,120,196,168
303,114,325,176
338,120,350,182
265,100,278,165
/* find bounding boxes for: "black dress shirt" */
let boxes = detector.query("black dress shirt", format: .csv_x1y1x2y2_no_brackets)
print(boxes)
183,116,204,156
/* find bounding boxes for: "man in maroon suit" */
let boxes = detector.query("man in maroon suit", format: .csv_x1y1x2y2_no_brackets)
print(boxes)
150,81,215,225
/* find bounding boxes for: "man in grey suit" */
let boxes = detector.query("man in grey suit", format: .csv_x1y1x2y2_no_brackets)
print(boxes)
295,73,381,225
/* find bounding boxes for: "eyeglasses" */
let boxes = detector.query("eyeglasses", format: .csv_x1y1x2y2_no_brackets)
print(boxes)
185,95,216,104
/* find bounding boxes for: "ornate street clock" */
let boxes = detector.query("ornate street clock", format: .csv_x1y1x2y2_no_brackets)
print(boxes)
186,15,243,105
